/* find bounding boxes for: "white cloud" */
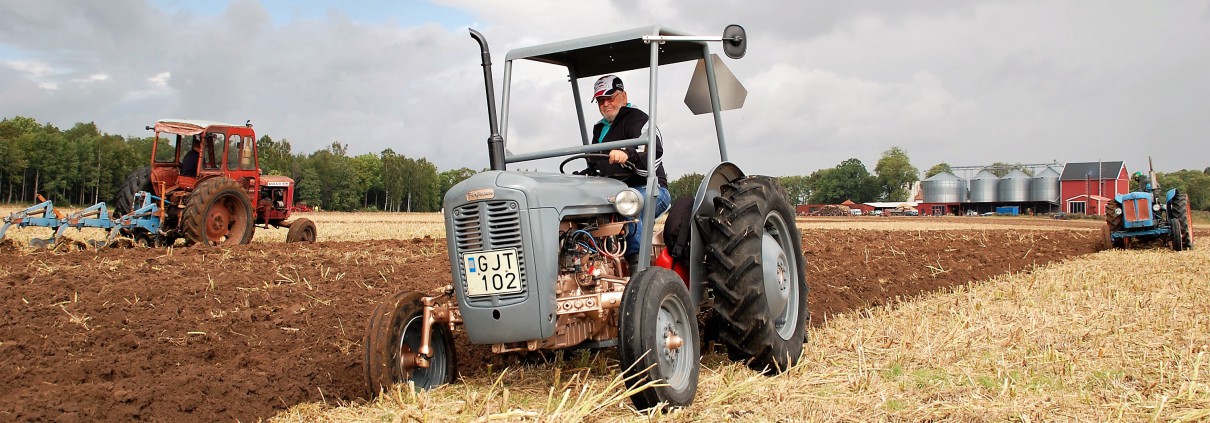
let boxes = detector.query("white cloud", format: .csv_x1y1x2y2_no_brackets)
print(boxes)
5,59,53,76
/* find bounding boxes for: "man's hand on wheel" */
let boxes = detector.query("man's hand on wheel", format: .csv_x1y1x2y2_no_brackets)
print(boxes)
609,149,628,164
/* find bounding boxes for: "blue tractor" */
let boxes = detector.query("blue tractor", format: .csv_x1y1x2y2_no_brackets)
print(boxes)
1105,160,1194,251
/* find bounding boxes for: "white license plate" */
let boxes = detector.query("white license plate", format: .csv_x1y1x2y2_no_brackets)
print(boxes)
463,248,523,297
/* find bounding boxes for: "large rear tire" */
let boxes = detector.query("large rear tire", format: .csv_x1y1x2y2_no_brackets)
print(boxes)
180,177,254,246
1170,193,1193,250
364,291,456,395
699,176,809,374
618,266,699,411
285,218,317,243
112,167,151,218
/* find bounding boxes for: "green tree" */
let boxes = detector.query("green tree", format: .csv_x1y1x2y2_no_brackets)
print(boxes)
809,158,878,204
257,135,297,177
298,142,359,210
407,158,440,212
924,162,952,179
873,147,919,202
351,153,383,209
0,117,34,202
381,149,405,212
984,162,1033,177
26,124,69,203
438,167,478,207
1158,170,1210,211
778,175,811,204
668,173,704,201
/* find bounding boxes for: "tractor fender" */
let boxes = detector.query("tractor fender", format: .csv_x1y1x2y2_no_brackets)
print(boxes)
1165,188,1178,204
686,162,745,307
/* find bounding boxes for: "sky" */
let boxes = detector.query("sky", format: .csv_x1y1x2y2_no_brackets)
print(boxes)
1,0,1208,179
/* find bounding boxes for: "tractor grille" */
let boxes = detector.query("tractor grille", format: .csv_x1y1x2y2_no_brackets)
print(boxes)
452,200,527,306
1123,197,1152,228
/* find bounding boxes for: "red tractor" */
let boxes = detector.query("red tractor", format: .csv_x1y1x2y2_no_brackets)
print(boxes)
111,119,316,246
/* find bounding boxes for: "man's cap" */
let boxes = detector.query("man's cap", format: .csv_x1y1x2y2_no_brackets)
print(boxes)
592,75,624,101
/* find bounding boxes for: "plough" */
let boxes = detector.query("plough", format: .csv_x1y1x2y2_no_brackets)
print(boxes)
0,192,166,249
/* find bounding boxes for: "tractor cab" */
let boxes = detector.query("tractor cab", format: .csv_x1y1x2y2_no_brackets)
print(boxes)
150,119,260,202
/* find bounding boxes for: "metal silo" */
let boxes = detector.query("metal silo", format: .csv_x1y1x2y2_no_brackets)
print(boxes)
999,170,1031,202
1030,166,1061,203
968,170,999,203
922,172,966,203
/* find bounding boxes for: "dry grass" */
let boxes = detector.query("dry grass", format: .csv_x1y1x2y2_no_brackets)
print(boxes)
250,212,446,243
272,247,1210,422
797,216,1107,231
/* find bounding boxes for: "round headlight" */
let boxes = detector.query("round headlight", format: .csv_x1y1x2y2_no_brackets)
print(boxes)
1153,203,1161,212
1114,208,1122,216
613,188,643,217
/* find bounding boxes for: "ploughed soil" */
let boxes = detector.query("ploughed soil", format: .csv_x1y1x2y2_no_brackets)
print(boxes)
0,224,1139,422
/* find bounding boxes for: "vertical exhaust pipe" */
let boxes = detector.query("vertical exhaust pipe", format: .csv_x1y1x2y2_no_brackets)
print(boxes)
469,29,506,171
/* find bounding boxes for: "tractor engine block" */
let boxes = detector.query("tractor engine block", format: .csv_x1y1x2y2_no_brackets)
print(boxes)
493,216,630,353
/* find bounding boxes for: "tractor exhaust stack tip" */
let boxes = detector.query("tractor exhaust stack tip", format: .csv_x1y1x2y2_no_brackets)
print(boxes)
469,28,506,171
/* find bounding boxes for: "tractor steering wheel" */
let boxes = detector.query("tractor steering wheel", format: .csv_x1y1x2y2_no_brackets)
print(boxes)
559,153,638,177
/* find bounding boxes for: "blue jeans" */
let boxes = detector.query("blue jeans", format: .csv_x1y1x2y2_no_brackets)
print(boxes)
626,185,671,256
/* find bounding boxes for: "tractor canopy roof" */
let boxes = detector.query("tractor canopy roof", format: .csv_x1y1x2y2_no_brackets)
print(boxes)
505,25,707,76
155,119,247,136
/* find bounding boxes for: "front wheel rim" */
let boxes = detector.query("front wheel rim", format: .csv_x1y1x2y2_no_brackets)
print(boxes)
398,315,447,389
656,294,693,389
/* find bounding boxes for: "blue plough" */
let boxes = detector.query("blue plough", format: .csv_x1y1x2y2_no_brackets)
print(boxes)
0,192,165,249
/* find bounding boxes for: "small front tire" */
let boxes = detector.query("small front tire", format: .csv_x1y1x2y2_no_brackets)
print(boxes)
285,218,317,243
364,291,457,396
618,266,700,411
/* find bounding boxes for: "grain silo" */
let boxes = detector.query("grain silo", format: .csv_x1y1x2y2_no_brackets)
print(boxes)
968,170,999,203
922,172,966,203
998,170,1031,202
1029,166,1061,203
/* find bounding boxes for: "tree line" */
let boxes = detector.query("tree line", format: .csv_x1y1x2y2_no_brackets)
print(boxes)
4,116,1208,212
668,147,922,206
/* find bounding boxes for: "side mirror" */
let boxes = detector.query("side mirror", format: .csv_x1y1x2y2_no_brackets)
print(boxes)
722,24,746,59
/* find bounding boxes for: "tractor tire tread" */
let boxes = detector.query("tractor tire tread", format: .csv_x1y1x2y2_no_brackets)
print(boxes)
699,176,809,374
180,177,254,246
112,167,152,218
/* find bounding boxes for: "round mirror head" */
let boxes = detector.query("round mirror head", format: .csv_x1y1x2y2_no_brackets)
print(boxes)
722,24,746,59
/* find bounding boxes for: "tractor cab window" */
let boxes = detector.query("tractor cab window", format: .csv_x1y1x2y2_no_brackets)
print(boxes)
227,135,253,170
154,133,183,163
203,133,225,170
239,137,255,170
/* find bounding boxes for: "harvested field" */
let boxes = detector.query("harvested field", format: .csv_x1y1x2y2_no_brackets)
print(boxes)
0,214,1197,421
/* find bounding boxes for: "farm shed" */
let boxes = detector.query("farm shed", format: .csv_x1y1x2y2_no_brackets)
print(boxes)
1059,161,1127,215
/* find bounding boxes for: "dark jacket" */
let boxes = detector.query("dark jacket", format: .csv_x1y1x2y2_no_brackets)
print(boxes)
180,148,200,177
589,106,667,187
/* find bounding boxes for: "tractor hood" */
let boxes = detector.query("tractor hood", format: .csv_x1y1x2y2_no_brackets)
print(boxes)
445,171,630,216
260,175,294,187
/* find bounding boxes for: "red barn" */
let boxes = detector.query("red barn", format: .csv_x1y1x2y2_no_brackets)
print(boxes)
1059,161,1128,215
